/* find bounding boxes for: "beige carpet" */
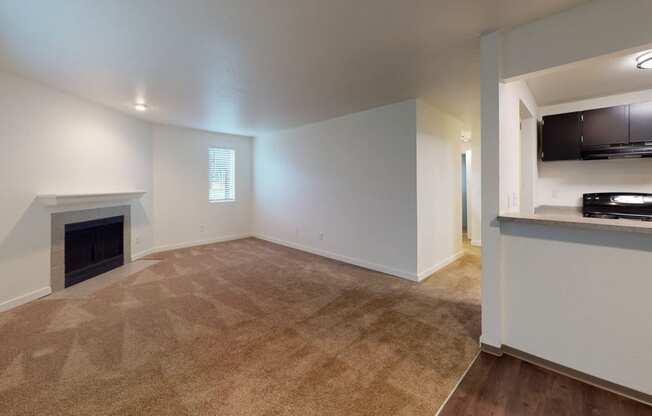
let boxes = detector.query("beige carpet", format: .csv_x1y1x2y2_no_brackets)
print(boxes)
0,238,480,415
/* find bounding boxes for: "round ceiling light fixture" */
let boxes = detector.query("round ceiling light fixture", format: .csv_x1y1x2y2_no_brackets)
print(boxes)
133,102,148,111
636,51,652,69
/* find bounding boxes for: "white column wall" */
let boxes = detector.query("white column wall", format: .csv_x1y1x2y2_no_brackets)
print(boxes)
480,32,504,348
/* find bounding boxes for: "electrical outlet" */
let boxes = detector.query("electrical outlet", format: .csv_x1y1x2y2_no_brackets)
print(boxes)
318,232,324,241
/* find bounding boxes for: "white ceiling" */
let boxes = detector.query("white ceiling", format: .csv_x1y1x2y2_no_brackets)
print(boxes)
0,0,586,136
527,47,652,107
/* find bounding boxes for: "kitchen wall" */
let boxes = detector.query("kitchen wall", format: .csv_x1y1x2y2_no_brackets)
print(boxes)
537,89,652,207
493,79,652,400
482,0,652,397
254,100,419,279
0,70,154,310
416,100,464,278
152,124,253,251
502,222,652,396
499,80,538,214
501,0,652,81
520,117,538,214
501,84,652,213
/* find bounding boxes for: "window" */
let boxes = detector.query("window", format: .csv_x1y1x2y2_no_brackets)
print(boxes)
208,148,235,202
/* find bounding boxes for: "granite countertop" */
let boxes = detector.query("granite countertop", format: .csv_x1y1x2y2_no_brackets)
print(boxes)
498,205,652,234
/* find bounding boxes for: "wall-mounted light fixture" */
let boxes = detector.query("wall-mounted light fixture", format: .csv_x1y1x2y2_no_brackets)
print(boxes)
461,130,472,143
133,102,148,111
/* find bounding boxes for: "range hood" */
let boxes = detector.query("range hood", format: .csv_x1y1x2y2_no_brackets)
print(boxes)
581,143,652,160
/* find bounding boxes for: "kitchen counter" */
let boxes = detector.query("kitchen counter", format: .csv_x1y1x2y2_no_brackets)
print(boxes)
498,205,652,234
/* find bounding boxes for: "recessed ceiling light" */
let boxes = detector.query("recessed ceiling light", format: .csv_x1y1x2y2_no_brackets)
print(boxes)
133,102,148,111
636,51,652,69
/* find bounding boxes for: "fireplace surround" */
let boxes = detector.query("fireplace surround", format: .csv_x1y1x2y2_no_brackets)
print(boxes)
51,205,131,292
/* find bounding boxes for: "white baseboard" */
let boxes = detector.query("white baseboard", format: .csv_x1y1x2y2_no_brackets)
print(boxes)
417,250,464,282
132,233,253,260
479,334,502,350
132,247,157,261
0,287,51,313
471,240,481,247
253,234,418,281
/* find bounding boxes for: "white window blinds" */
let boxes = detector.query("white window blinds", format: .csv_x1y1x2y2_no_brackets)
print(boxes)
208,148,235,202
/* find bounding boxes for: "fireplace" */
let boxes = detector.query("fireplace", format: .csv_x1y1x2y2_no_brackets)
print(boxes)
50,205,132,293
64,215,125,287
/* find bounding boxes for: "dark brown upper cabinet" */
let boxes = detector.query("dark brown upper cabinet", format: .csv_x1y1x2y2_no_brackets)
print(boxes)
629,101,652,143
581,105,629,147
541,112,581,161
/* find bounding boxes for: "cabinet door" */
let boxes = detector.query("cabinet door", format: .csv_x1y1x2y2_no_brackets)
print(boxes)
581,106,628,147
541,112,581,161
629,102,652,143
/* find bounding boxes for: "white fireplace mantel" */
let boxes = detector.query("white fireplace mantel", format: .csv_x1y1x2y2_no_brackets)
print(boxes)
36,191,146,207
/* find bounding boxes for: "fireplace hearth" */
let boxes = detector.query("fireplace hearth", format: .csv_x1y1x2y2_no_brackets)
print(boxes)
64,215,125,288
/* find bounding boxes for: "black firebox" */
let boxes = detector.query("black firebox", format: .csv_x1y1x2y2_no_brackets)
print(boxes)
64,216,124,288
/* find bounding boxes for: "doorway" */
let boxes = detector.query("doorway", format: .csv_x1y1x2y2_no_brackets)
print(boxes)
461,153,468,238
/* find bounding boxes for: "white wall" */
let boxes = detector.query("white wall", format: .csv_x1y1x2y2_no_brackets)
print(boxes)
0,70,154,309
502,222,652,395
500,80,538,214
502,0,652,81
520,117,538,214
480,76,539,347
0,70,463,311
152,125,253,251
254,100,419,278
416,100,464,278
537,158,652,207
537,89,652,207
480,32,503,349
470,120,482,245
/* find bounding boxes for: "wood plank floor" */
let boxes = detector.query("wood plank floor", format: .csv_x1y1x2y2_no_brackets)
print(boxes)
439,353,652,416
